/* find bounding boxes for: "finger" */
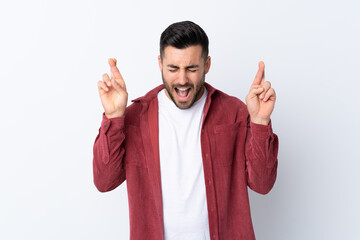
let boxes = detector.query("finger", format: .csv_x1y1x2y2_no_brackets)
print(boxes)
259,81,271,99
97,80,109,93
108,58,124,80
108,58,127,90
247,85,264,98
263,88,276,102
261,62,265,85
250,84,265,92
111,78,127,94
102,73,111,87
252,61,265,86
113,75,127,91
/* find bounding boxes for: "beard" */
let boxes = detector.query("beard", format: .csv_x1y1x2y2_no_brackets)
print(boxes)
161,71,206,109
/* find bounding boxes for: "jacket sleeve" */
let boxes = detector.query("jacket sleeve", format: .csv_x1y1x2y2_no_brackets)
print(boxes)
245,117,279,194
93,113,126,192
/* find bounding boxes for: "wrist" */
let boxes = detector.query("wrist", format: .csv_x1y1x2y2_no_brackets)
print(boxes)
250,117,270,126
105,110,125,119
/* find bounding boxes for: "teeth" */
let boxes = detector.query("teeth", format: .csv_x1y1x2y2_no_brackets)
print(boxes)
176,87,189,97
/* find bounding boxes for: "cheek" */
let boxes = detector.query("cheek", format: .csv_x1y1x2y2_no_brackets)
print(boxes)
162,72,175,85
165,72,179,82
191,72,204,83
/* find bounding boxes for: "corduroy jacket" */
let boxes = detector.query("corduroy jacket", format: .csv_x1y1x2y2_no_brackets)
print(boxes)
93,82,279,240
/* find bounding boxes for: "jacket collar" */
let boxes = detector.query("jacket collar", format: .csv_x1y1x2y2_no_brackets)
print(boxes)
131,82,218,104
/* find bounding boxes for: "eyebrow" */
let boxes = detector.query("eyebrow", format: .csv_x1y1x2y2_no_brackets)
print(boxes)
167,64,199,69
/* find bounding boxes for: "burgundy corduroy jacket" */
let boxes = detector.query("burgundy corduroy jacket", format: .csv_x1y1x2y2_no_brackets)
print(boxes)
93,83,279,240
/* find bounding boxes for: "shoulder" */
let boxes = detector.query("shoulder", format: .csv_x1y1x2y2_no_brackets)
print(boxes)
205,82,247,111
124,85,163,127
212,89,247,112
205,87,249,124
124,101,142,127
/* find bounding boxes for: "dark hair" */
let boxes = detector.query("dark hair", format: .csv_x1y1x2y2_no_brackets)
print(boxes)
160,21,209,60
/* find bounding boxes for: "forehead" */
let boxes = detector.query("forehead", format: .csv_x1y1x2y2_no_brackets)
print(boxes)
162,45,204,65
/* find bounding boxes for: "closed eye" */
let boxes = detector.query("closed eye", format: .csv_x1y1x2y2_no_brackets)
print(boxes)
167,64,179,72
186,65,199,72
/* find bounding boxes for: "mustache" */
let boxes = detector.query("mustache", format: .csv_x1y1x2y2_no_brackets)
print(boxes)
172,83,194,88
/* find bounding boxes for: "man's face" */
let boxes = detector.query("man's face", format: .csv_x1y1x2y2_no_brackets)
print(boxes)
158,45,211,109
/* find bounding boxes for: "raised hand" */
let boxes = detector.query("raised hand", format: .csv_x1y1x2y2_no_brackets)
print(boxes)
245,61,276,125
97,58,128,118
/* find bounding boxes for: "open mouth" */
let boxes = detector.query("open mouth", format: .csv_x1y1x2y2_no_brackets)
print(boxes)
175,87,191,99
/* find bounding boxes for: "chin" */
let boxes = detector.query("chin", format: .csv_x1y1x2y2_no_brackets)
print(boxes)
175,101,193,109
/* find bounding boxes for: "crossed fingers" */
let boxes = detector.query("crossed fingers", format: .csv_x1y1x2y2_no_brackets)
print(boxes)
250,61,276,102
97,58,127,94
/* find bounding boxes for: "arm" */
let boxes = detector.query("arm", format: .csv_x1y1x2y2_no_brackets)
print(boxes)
245,61,278,194
93,113,126,192
245,119,278,194
93,58,128,192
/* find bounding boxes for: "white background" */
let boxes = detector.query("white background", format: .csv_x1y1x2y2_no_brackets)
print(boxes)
1,0,359,239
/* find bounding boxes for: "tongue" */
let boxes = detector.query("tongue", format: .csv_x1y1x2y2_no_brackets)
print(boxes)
178,89,189,97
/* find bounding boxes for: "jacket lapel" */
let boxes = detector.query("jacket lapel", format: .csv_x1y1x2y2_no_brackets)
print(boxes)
139,97,164,237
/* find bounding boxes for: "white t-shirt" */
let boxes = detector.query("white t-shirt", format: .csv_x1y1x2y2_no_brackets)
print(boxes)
158,88,210,240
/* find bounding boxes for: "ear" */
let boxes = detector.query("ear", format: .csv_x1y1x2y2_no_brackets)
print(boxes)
205,56,211,74
158,55,163,71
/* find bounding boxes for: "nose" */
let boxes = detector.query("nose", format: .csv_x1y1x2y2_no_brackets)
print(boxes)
178,69,189,85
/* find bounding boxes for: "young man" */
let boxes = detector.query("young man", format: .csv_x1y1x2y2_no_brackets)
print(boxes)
94,21,278,240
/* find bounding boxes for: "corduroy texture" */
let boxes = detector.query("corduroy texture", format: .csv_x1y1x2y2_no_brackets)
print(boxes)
93,83,279,240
